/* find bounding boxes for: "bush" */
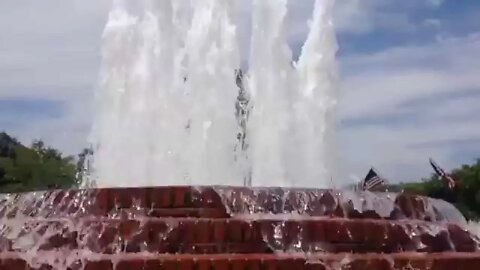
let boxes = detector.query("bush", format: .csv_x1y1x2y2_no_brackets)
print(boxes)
399,159,480,220
0,132,77,193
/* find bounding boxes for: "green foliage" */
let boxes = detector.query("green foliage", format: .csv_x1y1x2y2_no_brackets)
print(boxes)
397,159,480,220
0,132,77,193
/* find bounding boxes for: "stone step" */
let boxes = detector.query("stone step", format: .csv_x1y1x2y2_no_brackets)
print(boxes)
111,208,229,218
0,187,466,222
2,218,478,254
1,252,480,270
1,186,475,269
0,187,228,218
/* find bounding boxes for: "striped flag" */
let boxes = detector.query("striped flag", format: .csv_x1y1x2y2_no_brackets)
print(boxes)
429,158,456,189
362,167,387,191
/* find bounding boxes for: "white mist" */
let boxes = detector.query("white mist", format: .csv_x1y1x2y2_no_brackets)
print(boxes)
89,0,339,188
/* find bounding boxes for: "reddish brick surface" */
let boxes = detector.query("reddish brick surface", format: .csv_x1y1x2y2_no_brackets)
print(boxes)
1,187,468,221
0,253,479,270
1,186,479,269
1,217,478,254
149,187,172,208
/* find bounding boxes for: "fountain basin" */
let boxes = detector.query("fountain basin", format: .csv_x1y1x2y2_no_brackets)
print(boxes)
1,186,479,269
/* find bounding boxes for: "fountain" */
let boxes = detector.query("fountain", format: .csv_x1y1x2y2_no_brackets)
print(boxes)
1,0,480,269
1,187,480,269
89,0,338,188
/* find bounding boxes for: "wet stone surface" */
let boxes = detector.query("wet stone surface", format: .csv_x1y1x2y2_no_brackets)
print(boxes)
0,186,479,269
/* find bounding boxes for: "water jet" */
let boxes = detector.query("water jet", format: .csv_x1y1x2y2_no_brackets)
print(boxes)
3,0,479,269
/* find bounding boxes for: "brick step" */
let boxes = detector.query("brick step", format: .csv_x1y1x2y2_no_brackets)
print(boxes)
0,187,466,223
0,187,228,219
1,252,480,270
112,208,228,218
1,218,478,254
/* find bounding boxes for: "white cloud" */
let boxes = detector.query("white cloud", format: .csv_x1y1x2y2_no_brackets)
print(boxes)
423,18,442,28
333,0,448,35
0,0,109,99
333,0,415,34
0,0,109,154
0,0,478,184
338,33,480,182
427,0,444,7
339,33,480,120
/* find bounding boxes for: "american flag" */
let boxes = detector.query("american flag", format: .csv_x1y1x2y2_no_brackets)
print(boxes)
362,167,387,191
429,158,456,189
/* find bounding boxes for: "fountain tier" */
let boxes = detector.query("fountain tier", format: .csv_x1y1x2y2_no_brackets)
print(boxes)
1,186,479,269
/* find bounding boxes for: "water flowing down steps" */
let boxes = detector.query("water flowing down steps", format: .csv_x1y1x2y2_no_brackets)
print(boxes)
1,253,480,270
1,186,480,269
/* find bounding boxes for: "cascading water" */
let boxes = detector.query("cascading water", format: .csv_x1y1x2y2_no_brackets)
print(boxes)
5,1,480,269
89,0,339,188
247,0,338,187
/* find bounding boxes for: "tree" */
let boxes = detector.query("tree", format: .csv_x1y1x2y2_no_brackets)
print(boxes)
0,133,77,193
399,159,480,220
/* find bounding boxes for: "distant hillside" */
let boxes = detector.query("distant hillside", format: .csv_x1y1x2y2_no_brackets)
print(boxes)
0,132,77,193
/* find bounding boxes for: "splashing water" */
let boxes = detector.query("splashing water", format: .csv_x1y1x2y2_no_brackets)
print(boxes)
88,0,339,188
468,221,480,238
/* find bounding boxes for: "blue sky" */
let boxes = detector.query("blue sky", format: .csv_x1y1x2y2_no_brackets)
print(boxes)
337,0,480,54
0,0,479,183
0,98,64,127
